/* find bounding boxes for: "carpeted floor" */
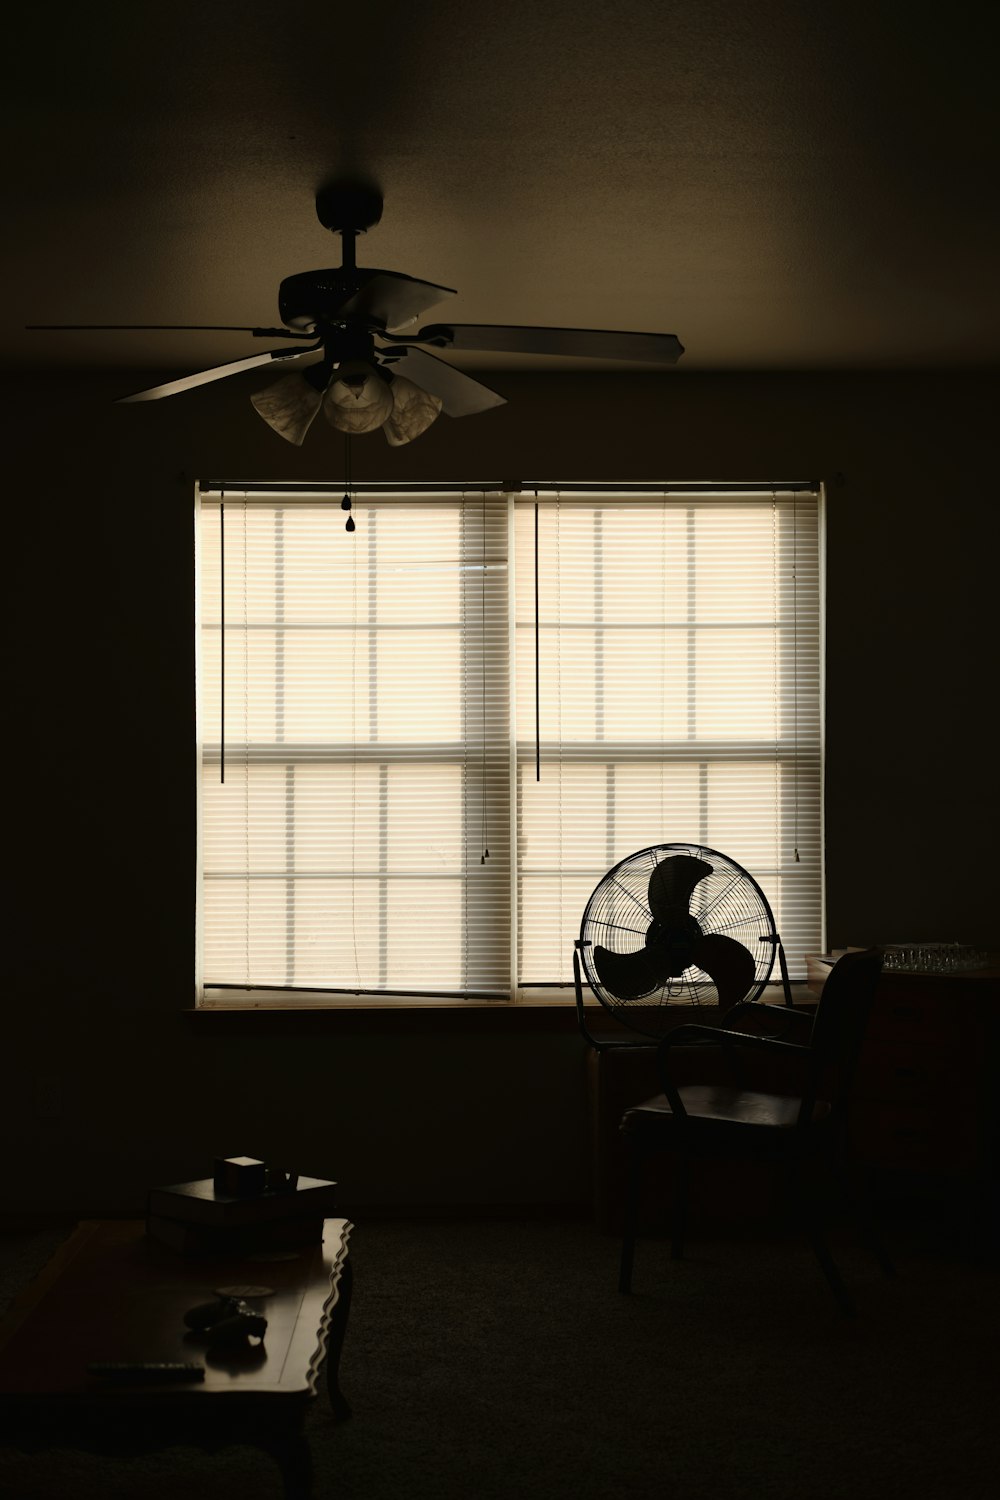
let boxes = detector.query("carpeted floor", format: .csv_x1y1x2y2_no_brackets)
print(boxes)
1,1212,997,1500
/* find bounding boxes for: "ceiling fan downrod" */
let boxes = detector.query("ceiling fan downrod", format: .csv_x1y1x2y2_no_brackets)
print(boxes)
314,181,385,273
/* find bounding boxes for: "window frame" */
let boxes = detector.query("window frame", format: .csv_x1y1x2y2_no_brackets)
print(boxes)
195,481,825,1010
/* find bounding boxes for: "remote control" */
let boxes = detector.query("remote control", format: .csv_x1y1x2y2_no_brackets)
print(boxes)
88,1362,205,1383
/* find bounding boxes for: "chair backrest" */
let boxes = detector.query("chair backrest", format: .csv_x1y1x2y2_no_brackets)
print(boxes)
803,947,884,1118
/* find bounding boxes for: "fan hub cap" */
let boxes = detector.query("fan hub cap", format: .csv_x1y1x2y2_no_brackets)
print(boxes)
646,915,703,976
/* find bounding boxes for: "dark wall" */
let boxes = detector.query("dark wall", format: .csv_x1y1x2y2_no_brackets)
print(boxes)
6,368,998,1215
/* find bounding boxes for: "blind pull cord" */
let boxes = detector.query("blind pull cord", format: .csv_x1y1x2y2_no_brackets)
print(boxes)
219,490,225,784
481,490,490,862
534,494,541,782
793,487,800,861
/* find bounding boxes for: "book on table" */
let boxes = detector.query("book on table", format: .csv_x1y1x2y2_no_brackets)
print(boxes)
147,1175,338,1228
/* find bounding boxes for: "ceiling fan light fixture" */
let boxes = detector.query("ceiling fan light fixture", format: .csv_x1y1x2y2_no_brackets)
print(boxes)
383,374,443,446
322,360,394,434
54,188,683,419
250,371,324,445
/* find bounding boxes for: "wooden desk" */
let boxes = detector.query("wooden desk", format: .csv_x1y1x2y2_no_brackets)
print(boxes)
0,1218,353,1499
807,955,999,1248
806,955,999,1172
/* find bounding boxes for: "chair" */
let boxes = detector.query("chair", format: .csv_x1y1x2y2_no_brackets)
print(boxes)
618,947,894,1314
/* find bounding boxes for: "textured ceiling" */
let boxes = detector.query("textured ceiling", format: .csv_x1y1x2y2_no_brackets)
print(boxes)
6,0,1000,381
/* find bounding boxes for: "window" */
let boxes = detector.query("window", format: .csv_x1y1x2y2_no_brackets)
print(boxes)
197,485,823,1006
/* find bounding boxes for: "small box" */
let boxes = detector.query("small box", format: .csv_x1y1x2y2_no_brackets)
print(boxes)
213,1156,267,1197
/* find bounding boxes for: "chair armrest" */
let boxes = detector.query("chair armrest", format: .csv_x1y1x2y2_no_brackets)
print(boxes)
660,1024,809,1056
656,1025,810,1116
721,999,815,1039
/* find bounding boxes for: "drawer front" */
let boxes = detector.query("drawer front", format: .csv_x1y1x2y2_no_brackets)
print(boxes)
867,989,949,1042
856,1039,965,1104
866,970,998,1043
850,1100,979,1172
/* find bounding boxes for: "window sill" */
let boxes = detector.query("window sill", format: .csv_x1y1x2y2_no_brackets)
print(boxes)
185,982,813,1034
198,985,591,1009
186,1001,599,1035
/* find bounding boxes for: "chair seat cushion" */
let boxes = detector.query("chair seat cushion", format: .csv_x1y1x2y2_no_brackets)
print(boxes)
623,1085,832,1134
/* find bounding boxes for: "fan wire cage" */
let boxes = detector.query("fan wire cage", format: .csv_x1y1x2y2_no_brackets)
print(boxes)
575,842,785,1041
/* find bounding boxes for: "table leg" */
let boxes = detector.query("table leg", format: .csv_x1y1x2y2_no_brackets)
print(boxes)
325,1254,353,1420
264,1430,313,1500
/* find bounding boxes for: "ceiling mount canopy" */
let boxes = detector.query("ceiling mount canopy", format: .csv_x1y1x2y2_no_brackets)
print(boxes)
314,178,385,237
29,179,684,446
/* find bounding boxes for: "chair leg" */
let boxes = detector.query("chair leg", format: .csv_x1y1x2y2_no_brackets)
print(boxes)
789,1161,855,1315
619,1148,642,1294
802,1211,855,1316
829,1160,896,1278
670,1153,689,1261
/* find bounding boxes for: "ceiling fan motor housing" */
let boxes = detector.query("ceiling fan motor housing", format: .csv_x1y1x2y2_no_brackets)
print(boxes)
278,268,380,331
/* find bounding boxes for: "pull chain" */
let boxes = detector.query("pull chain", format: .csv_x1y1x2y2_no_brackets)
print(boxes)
343,434,355,532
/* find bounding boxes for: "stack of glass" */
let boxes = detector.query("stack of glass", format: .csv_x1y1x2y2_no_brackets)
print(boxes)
881,943,988,974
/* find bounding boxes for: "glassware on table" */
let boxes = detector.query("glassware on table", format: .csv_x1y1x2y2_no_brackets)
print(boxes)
881,942,987,974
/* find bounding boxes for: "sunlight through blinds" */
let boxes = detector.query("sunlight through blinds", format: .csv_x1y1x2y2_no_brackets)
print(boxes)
512,490,822,988
198,490,510,998
197,485,822,1002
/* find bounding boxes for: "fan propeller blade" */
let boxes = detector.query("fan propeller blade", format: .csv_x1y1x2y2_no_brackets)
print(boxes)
592,944,664,1003
338,271,457,331
401,323,684,364
116,342,323,403
592,854,755,1005
648,855,713,920
593,930,756,1007
688,934,757,1009
378,347,506,418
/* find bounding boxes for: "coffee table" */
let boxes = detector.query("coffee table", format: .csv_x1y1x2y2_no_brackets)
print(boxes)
0,1217,353,1499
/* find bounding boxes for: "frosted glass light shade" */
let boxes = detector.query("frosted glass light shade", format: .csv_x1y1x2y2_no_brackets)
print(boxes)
250,373,323,445
323,363,394,434
251,362,442,445
383,375,443,446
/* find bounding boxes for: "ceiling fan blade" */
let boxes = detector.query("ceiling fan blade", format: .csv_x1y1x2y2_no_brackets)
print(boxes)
647,856,713,923
379,347,506,418
337,271,457,331
593,944,665,1003
116,343,322,403
27,325,315,338
406,323,684,364
689,934,757,1009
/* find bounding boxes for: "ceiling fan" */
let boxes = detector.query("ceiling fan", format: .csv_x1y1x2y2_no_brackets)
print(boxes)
28,181,685,446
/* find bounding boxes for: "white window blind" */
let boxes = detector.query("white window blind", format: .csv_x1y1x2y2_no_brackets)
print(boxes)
197,485,822,1004
513,492,822,989
198,490,511,999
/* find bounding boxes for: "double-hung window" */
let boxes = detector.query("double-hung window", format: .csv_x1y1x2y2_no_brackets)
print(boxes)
196,484,822,1006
